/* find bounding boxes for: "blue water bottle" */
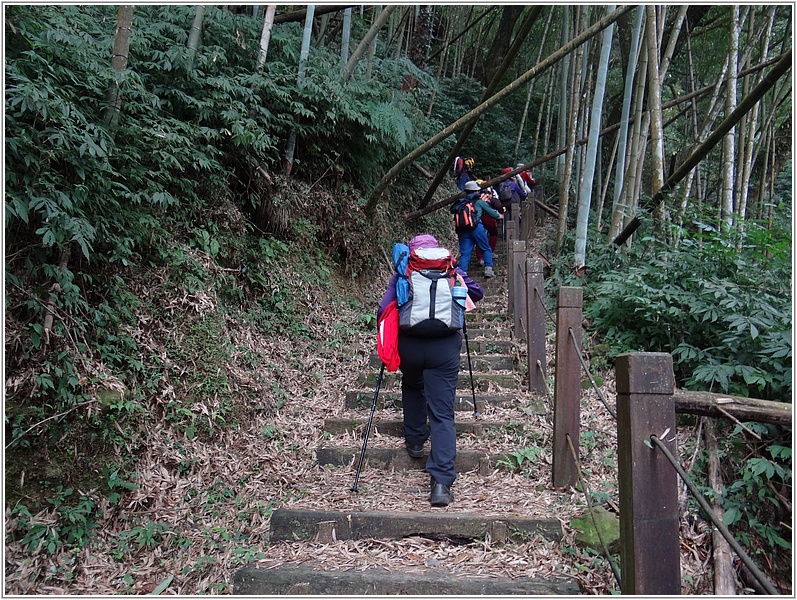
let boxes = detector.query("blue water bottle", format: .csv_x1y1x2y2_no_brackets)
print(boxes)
452,282,468,310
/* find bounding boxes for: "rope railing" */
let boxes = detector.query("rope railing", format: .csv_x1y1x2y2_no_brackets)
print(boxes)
568,328,617,420
534,286,555,323
514,223,781,594
536,359,550,398
566,433,622,588
650,435,779,595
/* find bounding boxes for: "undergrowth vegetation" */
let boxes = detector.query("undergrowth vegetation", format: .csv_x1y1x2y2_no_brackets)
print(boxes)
4,4,439,545
545,206,792,570
3,3,792,592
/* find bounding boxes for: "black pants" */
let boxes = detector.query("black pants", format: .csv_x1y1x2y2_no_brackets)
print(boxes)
398,331,461,487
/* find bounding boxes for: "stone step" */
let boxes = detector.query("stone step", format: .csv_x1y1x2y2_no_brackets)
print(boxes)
316,446,517,475
368,353,514,371
269,508,564,543
466,312,508,324
461,338,514,354
344,391,519,412
359,371,516,391
462,327,510,339
233,563,580,595
324,417,518,437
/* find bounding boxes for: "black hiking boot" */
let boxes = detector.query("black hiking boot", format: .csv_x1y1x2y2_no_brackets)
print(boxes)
430,478,453,507
405,440,425,459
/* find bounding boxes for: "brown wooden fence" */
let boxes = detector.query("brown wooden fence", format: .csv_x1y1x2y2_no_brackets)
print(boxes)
504,206,789,594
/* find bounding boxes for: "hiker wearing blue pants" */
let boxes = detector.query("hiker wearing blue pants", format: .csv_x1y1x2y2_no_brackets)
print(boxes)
454,180,504,277
377,234,483,507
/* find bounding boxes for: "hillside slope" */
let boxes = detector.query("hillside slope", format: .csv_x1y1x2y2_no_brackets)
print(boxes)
6,209,719,595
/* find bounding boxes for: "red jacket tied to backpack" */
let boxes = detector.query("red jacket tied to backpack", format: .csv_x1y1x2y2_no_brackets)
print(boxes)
377,299,400,371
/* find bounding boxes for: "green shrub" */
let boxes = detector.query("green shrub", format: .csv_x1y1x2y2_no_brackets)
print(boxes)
580,224,791,402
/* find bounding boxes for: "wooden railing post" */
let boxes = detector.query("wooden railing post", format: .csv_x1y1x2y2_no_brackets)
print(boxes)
521,201,534,242
525,258,546,394
616,352,680,595
511,241,526,338
505,224,517,319
506,219,517,244
552,286,582,488
504,215,517,254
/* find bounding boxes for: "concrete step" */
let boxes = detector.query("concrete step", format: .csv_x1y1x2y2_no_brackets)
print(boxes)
269,508,564,543
358,371,516,391
316,446,520,475
368,353,514,371
344,391,519,412
233,562,581,595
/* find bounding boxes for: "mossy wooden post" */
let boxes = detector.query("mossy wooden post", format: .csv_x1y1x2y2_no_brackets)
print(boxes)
511,241,526,338
552,286,582,488
526,258,546,394
616,352,680,595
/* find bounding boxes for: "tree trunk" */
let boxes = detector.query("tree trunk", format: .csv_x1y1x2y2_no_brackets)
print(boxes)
364,5,634,214
609,6,643,229
556,9,581,253
427,6,491,66
721,6,740,233
736,6,776,243
574,6,616,269
257,5,277,69
556,6,571,181
611,49,792,246
538,68,555,171
704,418,738,595
345,5,396,79
645,5,665,198
658,5,688,81
418,6,542,209
273,5,350,24
426,12,450,117
595,128,619,231
513,7,555,161
674,390,793,426
103,5,135,128
187,5,205,69
409,5,431,69
573,6,592,195
340,7,352,63
608,36,647,243
479,5,525,85
676,20,701,234
284,5,315,175
390,6,410,59
365,5,382,80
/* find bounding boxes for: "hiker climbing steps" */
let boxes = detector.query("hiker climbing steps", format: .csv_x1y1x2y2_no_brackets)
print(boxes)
233,239,582,595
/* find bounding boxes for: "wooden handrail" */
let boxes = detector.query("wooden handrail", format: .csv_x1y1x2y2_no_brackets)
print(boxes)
673,389,791,427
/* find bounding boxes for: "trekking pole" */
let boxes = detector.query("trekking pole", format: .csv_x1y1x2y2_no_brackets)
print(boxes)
463,320,480,418
351,362,385,493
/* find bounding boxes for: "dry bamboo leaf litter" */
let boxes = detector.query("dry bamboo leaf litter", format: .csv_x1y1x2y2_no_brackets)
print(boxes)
6,224,773,596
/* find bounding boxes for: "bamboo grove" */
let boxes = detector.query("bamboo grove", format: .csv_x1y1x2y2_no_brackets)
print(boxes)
3,5,793,592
